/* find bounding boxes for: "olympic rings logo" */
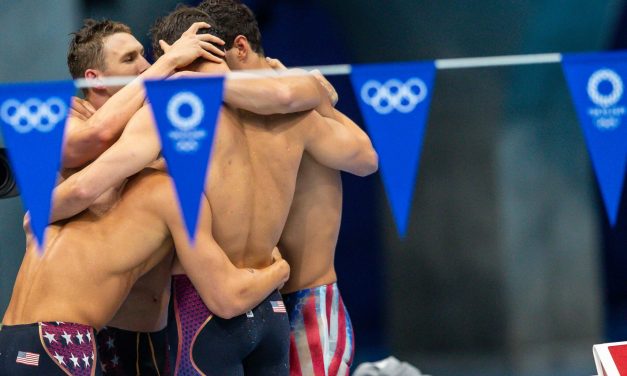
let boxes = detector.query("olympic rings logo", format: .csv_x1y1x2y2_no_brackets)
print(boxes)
0,97,66,133
587,69,623,108
167,91,204,131
361,78,428,115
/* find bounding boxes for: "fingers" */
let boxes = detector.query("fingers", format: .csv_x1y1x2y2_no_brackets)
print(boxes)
272,247,282,261
200,49,224,64
183,22,211,35
159,40,172,53
70,97,95,120
82,99,96,114
69,109,87,121
265,57,286,70
199,41,226,57
197,33,225,46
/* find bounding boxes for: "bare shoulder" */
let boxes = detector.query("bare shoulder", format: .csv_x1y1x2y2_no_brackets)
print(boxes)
120,169,177,211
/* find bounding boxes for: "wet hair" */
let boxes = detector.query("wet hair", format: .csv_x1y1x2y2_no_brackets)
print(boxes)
150,5,225,61
67,19,132,79
197,0,264,55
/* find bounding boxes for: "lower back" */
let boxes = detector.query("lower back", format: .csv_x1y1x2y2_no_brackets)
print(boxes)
279,155,343,293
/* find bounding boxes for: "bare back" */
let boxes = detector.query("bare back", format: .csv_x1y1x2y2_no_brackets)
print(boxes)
175,107,319,271
279,153,342,293
3,171,174,329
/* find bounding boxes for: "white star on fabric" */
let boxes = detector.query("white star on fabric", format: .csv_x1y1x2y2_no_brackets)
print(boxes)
54,352,66,366
69,353,80,368
101,362,107,372
76,331,84,344
86,331,92,342
106,337,115,349
55,321,65,325
61,331,73,345
43,332,57,344
82,353,90,367
112,355,119,366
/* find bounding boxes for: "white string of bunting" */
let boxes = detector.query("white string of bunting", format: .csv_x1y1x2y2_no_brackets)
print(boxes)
1,49,624,244
74,52,564,89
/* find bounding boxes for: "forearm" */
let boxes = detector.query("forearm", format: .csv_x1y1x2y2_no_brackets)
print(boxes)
49,175,99,222
228,261,288,315
191,260,288,319
62,56,178,168
223,72,321,115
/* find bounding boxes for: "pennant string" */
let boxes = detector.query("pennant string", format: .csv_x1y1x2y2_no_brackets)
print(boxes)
72,52,566,89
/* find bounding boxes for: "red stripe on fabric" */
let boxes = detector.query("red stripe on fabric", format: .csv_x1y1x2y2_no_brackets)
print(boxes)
328,295,347,376
326,284,333,335
289,333,303,376
303,297,326,376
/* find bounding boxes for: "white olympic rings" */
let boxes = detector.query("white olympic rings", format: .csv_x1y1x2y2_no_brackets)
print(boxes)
0,97,66,133
167,92,204,131
361,78,428,115
587,69,623,108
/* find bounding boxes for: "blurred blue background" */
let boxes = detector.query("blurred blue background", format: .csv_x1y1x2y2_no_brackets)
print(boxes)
2,1,627,375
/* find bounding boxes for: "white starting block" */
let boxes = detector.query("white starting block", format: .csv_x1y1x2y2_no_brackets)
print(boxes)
593,341,627,375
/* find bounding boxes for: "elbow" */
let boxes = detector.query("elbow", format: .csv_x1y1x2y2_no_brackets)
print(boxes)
274,85,298,114
209,299,247,320
213,306,243,320
274,84,319,114
68,177,99,204
201,285,251,319
94,121,117,146
354,148,379,177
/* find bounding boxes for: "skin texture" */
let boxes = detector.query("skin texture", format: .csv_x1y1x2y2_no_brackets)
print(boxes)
223,35,378,293
63,23,226,169
44,57,374,331
2,169,290,329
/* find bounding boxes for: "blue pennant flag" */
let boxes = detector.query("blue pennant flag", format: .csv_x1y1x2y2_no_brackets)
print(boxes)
562,52,627,226
0,80,74,249
144,77,224,243
350,61,436,237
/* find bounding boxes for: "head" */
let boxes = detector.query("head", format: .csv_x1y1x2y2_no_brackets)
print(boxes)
197,0,264,70
68,19,150,100
151,5,226,73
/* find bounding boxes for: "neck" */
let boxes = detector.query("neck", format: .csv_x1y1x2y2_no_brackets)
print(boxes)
247,53,270,70
86,91,109,110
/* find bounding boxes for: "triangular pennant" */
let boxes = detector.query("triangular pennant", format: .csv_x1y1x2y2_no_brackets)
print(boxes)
144,77,224,243
562,52,627,226
0,80,74,249
350,61,436,237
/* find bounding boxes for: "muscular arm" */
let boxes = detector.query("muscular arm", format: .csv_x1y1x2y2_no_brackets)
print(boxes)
160,181,289,319
301,107,378,177
51,106,159,222
63,22,225,168
223,70,322,115
264,59,378,176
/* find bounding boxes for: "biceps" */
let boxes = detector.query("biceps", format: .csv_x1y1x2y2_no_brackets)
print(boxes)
305,116,361,170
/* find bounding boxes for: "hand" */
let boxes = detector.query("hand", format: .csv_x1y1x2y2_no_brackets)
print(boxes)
23,212,31,232
277,259,290,289
265,57,287,70
70,96,95,121
272,246,283,262
311,69,338,106
159,22,226,67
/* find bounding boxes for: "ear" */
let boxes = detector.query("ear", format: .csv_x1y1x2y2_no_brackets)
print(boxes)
232,35,250,62
84,69,105,90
